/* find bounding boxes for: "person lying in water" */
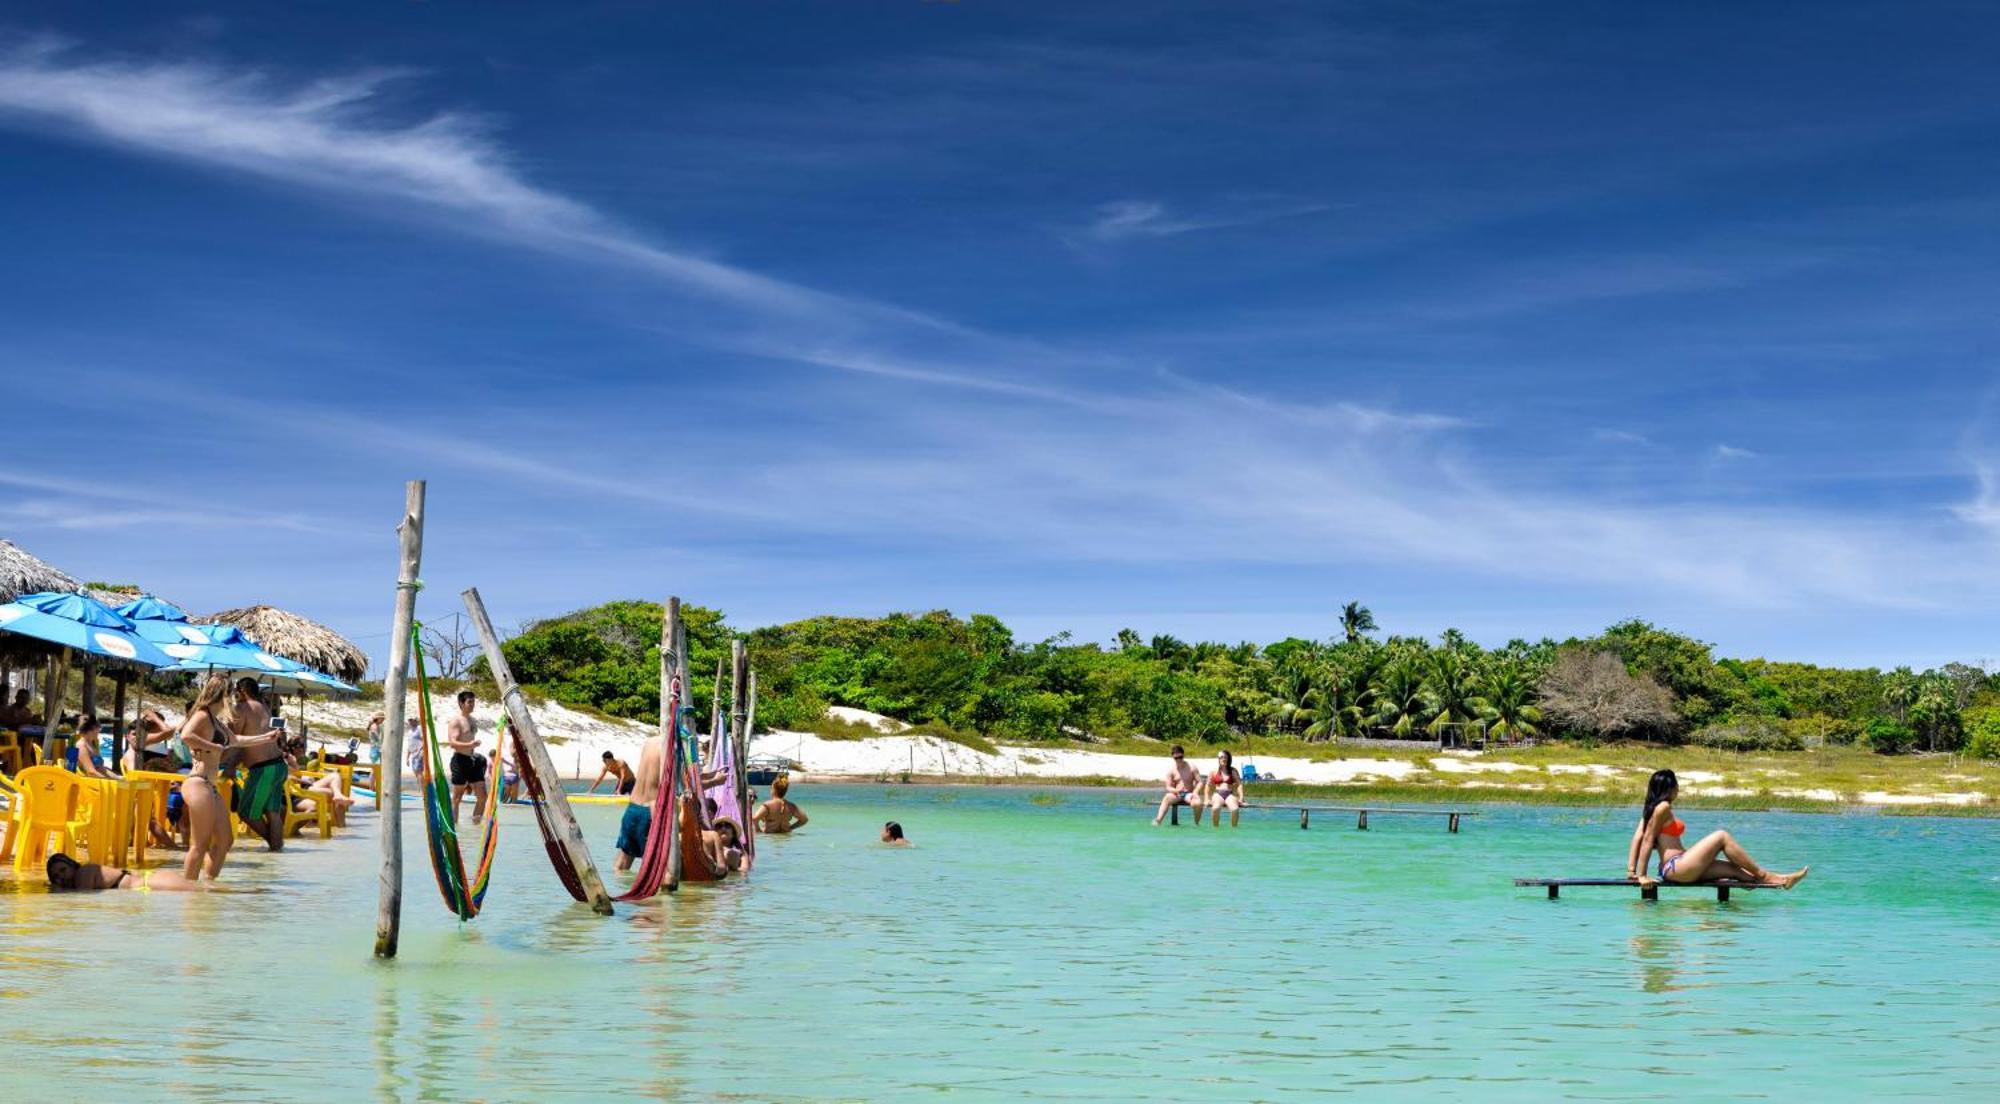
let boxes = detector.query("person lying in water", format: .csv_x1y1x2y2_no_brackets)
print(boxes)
47,853,205,892
753,774,809,834
1629,769,1809,890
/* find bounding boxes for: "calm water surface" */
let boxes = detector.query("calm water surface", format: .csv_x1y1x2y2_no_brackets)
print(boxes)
2,785,1996,1100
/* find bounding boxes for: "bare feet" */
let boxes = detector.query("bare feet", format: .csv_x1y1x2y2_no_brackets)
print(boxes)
1778,866,1809,889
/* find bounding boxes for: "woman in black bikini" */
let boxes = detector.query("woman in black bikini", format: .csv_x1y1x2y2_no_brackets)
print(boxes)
46,853,204,892
1629,769,1808,890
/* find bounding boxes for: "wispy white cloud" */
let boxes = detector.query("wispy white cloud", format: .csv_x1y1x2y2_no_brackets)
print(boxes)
1593,428,1651,446
1076,197,1329,244
1714,444,1758,461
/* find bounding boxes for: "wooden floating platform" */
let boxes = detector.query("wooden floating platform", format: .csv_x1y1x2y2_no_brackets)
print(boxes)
1515,877,1770,901
1166,803,1475,832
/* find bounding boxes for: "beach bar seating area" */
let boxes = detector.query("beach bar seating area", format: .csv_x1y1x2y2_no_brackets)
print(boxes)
0,539,366,883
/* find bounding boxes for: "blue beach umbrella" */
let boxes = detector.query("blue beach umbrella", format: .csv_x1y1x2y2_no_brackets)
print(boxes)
0,591,175,668
113,594,199,645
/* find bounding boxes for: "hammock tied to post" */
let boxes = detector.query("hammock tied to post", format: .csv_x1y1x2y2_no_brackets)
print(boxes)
616,671,687,901
512,721,590,902
413,620,502,921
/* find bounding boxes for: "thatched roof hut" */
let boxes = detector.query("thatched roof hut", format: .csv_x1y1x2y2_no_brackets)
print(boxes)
0,538,82,605
205,604,370,682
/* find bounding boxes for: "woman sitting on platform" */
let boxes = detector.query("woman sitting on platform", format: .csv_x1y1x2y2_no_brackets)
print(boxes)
1207,749,1244,829
1630,769,1807,890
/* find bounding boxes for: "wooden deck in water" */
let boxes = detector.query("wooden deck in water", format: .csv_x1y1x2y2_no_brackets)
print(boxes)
1166,802,1474,832
1515,877,1769,901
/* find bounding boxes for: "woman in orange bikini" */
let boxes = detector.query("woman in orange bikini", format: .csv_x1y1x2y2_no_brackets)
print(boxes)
1629,769,1807,890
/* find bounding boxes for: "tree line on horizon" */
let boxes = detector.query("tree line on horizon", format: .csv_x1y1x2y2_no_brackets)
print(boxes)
479,599,2000,758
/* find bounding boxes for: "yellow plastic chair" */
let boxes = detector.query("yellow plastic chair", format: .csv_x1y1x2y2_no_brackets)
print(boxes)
285,781,332,840
76,778,125,867
9,766,90,875
0,772,22,862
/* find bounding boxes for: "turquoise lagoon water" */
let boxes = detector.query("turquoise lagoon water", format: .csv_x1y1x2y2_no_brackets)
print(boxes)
2,785,1996,1100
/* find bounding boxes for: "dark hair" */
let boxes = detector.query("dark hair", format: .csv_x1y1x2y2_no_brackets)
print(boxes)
1170,745,1185,756
78,714,99,734
704,797,719,818
1642,769,1678,826
46,853,79,890
235,677,261,696
602,751,615,761
456,690,476,705
884,821,905,840
716,820,739,846
1217,749,1233,767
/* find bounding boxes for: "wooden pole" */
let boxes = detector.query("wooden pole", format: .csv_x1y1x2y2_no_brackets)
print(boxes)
111,669,128,770
42,652,70,763
81,654,98,717
462,585,616,915
663,598,684,894
375,480,425,959
710,658,724,744
730,638,749,821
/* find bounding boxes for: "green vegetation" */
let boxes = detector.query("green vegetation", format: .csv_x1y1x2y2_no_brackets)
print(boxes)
487,601,2000,768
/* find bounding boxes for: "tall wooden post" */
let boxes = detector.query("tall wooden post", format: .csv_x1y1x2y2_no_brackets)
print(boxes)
662,597,684,894
110,670,128,770
80,655,98,716
462,586,615,915
42,652,70,763
730,638,749,820
710,659,724,745
375,480,425,959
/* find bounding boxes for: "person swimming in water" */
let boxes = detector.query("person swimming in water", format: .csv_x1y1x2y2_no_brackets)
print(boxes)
753,774,809,834
881,821,912,847
1629,769,1808,890
46,853,205,892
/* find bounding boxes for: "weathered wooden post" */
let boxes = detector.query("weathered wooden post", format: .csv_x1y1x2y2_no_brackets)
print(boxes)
110,669,128,769
710,658,724,746
730,638,749,820
1448,813,1460,834
1357,810,1368,831
42,653,70,763
80,654,97,717
663,598,685,893
375,480,425,960
463,585,615,915
1300,807,1310,830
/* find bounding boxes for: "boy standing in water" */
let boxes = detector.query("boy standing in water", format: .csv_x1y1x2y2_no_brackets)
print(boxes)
615,732,666,873
445,690,488,826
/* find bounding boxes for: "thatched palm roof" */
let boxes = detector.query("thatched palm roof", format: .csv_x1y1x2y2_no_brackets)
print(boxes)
0,539,82,605
206,604,370,682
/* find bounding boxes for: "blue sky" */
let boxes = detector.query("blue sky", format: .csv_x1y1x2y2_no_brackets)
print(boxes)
5,2,2000,672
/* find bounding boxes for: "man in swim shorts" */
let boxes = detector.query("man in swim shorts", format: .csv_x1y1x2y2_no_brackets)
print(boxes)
589,750,637,795
232,678,290,850
614,731,666,873
1154,745,1205,826
445,690,488,826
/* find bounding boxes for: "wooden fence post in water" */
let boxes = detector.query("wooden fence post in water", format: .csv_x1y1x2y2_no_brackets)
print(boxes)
463,585,616,915
375,480,425,960
664,598,685,893
730,638,749,820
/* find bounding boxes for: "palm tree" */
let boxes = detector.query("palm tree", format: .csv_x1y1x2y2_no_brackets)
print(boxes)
1474,663,1542,746
1340,601,1378,645
1373,657,1429,739
1302,662,1371,742
1422,649,1481,740
1882,666,1918,724
1266,660,1316,735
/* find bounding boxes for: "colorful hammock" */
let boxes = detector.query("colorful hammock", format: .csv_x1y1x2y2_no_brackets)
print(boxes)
616,672,686,901
512,726,589,902
413,621,501,920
